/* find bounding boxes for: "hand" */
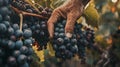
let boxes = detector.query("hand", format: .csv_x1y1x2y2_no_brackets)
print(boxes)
47,0,90,38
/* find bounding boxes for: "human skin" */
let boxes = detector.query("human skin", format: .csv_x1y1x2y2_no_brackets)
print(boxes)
47,0,90,38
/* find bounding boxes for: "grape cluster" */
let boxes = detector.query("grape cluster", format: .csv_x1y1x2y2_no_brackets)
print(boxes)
30,20,49,50
11,0,38,13
10,12,49,51
0,0,34,67
76,26,95,63
10,0,52,50
52,20,78,60
51,19,95,61
38,6,52,17
11,0,52,17
9,0,51,51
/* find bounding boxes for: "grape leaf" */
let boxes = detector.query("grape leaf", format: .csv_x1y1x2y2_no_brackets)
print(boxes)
83,1,100,28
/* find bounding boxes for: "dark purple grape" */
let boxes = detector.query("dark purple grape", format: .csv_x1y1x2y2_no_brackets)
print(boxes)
13,50,21,58
3,0,9,6
10,35,16,41
0,23,7,33
27,48,34,55
66,43,71,49
24,39,32,47
59,28,64,33
71,46,78,53
38,6,44,11
8,27,14,35
35,24,40,29
7,40,15,49
62,20,66,25
15,40,23,49
15,30,23,38
3,15,10,21
12,24,19,31
44,7,50,12
17,54,27,64
31,25,35,31
3,21,10,28
27,56,33,63
0,7,9,16
26,9,33,13
41,23,47,30
57,38,64,45
71,39,77,44
65,50,73,59
23,29,32,39
20,46,28,54
1,39,8,47
7,56,17,66
22,23,28,29
39,31,45,36
55,27,59,32
41,10,47,16
64,37,70,43
59,45,66,51
59,33,65,38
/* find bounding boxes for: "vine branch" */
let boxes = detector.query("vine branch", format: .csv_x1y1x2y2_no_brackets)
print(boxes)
11,5,48,19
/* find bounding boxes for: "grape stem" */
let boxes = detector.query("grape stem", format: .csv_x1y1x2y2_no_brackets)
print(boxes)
11,6,48,19
19,13,23,31
19,13,23,40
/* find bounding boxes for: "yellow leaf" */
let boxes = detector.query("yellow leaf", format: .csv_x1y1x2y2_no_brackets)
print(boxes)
95,35,104,42
47,42,55,56
32,46,45,62
83,1,100,28
77,17,83,24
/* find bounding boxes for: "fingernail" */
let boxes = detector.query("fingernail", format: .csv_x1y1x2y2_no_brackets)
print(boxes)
66,33,72,38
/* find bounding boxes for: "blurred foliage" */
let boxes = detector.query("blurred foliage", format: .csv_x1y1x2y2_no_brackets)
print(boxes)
95,35,109,49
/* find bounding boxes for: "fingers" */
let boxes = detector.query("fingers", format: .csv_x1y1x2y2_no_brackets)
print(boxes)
65,12,81,38
47,8,61,38
65,17,76,38
47,22,54,38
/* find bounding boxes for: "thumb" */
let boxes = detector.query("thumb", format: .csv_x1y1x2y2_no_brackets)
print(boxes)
65,18,76,38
